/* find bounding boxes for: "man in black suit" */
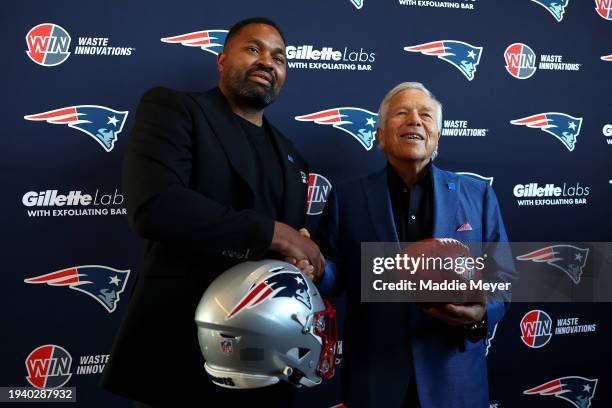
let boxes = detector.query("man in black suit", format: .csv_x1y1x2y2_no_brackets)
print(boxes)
101,17,323,407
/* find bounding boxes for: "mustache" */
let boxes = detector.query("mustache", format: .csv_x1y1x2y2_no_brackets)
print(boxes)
247,65,276,85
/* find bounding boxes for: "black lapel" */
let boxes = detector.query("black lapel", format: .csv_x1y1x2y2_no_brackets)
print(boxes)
194,88,256,194
267,122,307,227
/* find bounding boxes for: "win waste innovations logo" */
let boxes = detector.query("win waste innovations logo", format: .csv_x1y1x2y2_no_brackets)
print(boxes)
26,23,135,67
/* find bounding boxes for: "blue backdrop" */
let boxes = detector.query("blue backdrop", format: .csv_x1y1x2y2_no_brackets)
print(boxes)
2,0,611,406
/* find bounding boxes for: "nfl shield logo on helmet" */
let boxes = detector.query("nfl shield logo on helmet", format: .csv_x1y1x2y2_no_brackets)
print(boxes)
220,340,233,355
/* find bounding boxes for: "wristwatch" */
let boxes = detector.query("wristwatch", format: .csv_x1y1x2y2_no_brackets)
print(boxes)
464,313,487,343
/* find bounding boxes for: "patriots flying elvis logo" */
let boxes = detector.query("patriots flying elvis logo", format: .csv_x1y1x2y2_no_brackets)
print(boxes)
510,112,582,152
404,41,483,81
516,245,589,284
530,0,570,22
524,376,598,408
226,268,312,319
161,30,228,56
24,265,130,313
295,107,377,150
24,105,128,152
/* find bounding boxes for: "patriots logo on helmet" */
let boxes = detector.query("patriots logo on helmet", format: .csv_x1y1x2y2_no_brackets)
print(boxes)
24,265,130,313
161,30,228,56
456,172,494,186
295,108,378,150
510,112,583,152
524,376,598,408
530,0,569,22
404,41,483,81
24,105,128,152
226,269,312,319
516,245,589,284
595,0,612,20
601,54,612,61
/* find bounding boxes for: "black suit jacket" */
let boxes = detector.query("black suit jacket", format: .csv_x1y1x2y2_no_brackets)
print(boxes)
102,87,309,406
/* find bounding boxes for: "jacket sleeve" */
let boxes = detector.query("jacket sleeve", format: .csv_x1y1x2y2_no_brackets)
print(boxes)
482,183,517,334
122,87,274,261
314,188,344,297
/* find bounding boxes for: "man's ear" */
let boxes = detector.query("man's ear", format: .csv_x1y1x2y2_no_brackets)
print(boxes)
376,127,385,151
217,51,226,73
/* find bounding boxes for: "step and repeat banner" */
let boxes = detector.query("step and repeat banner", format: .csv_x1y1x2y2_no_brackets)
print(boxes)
2,0,611,406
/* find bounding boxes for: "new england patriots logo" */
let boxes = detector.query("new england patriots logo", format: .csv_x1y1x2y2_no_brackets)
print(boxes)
530,0,569,22
404,41,483,81
161,30,228,56
24,265,130,313
510,112,583,152
24,106,128,152
226,269,312,319
524,376,598,408
295,108,377,150
516,245,589,284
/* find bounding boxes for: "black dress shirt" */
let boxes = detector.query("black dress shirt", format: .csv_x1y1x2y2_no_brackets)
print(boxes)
387,163,434,243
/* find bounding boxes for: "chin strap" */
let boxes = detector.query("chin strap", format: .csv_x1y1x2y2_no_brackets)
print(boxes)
283,366,322,388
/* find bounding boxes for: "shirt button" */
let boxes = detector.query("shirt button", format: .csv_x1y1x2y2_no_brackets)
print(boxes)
410,214,416,220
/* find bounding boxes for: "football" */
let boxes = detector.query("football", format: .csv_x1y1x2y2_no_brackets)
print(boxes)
398,238,485,304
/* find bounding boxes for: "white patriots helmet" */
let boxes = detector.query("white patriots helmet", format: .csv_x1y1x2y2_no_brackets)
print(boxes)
195,260,338,389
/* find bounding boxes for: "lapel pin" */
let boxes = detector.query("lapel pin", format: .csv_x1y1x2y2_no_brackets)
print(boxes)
287,154,294,163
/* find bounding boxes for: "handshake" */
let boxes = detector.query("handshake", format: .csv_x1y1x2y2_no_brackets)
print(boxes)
270,221,325,282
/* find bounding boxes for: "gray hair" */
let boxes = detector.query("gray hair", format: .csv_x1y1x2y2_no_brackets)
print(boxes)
377,81,443,160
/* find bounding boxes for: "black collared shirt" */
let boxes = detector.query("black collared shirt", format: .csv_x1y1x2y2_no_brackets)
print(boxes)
387,163,434,242
236,115,285,220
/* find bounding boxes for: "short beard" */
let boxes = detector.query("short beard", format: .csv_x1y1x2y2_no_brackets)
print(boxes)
224,69,278,109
